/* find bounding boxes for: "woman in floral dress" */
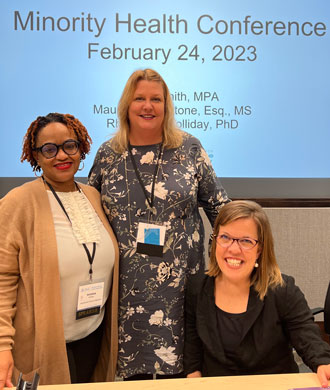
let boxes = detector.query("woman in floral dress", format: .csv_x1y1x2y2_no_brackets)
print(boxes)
88,69,229,380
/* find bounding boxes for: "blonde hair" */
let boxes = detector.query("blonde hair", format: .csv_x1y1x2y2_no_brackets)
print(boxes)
207,200,283,299
111,68,183,153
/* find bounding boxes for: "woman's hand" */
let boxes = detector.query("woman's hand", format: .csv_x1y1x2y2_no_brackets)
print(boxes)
0,350,14,390
187,370,202,378
317,364,330,388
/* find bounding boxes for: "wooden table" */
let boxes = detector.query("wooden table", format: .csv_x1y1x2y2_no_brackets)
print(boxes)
35,373,328,390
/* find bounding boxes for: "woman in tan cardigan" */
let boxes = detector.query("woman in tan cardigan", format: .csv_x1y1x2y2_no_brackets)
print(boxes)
0,113,119,388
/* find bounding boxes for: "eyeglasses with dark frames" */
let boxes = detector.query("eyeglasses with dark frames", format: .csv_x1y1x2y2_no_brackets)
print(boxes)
216,234,259,250
34,139,80,159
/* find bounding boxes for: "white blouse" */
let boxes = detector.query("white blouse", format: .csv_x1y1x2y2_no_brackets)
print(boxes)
47,190,115,342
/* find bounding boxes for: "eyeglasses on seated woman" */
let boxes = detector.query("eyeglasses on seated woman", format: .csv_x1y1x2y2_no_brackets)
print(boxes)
184,200,330,387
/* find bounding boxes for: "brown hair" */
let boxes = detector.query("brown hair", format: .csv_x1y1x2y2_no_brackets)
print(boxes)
207,200,283,299
21,113,92,172
111,68,183,153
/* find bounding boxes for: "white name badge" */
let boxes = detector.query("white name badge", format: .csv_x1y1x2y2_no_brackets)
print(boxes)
136,222,166,257
76,279,105,320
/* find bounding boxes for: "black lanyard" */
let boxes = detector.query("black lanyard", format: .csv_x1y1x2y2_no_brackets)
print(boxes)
128,143,163,214
43,177,96,281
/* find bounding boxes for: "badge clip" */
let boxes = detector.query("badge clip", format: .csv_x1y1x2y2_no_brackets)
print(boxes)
16,372,40,390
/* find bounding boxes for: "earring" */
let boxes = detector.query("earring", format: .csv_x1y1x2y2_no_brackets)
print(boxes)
77,161,85,171
34,170,42,177
254,262,259,268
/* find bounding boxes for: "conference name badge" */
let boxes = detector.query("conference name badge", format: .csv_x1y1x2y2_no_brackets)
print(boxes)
76,279,105,320
136,222,166,258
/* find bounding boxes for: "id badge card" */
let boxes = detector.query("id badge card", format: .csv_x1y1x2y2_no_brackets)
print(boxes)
76,279,105,320
136,222,166,257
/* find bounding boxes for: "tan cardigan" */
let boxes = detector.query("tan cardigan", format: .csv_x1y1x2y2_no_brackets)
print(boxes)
0,178,119,384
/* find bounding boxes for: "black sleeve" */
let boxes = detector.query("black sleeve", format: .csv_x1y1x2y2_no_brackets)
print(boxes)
278,275,330,372
184,275,204,375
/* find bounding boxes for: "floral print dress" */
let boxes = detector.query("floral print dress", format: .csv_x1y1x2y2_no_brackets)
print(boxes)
88,132,229,378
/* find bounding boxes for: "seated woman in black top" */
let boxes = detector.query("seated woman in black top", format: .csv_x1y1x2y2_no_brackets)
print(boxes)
184,200,330,387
